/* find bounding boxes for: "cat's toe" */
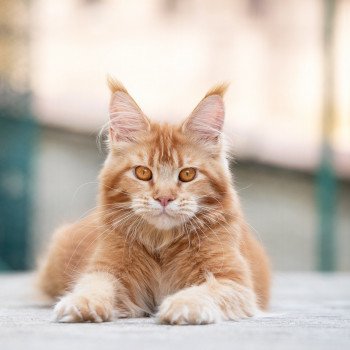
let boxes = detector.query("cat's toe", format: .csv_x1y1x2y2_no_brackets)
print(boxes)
54,294,112,323
157,295,222,325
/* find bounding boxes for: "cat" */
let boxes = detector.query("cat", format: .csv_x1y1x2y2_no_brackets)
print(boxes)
37,77,271,324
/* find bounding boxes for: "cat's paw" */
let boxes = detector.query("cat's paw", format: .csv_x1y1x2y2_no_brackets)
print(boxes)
157,293,222,325
54,293,113,323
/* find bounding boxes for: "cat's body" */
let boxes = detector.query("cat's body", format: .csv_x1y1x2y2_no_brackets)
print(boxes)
37,79,270,324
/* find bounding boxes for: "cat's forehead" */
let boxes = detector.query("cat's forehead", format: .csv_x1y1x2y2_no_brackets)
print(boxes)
130,125,199,168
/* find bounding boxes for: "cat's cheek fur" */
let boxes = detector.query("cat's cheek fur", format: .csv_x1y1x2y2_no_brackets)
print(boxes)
54,272,116,323
157,275,258,325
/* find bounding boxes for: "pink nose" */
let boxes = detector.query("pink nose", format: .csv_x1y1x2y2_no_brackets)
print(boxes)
154,196,175,207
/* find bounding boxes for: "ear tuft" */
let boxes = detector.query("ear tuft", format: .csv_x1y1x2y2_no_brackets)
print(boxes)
204,82,229,98
107,76,150,143
107,75,128,94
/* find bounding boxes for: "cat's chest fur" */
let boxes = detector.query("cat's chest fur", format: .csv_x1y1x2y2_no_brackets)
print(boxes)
132,239,204,313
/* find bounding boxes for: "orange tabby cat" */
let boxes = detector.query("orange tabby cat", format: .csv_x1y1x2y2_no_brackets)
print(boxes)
37,78,270,324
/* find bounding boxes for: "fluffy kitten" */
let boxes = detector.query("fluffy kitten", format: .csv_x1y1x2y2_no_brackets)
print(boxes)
37,78,270,324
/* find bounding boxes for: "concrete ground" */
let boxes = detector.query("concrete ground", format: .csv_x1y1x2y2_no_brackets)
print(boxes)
0,273,349,350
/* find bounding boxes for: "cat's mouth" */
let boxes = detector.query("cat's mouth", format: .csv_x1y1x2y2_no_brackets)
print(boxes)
133,202,194,229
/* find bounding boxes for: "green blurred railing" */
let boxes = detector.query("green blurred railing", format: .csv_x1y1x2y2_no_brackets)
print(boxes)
0,0,38,270
317,0,337,271
0,117,38,270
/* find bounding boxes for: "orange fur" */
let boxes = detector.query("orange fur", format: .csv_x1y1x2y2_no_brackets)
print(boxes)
107,76,128,94
37,79,270,324
204,82,229,98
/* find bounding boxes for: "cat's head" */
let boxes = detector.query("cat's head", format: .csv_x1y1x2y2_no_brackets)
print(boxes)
99,78,234,234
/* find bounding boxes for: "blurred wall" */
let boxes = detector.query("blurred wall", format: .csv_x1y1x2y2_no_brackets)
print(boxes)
32,128,350,271
1,0,349,271
30,0,350,175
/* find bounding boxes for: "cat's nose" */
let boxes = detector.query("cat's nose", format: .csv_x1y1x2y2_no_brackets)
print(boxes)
154,196,175,207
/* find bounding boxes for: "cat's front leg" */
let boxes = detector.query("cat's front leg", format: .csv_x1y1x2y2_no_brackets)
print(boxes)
54,271,117,322
157,274,257,325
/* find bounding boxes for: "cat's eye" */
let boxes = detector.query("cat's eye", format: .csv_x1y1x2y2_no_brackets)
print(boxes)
135,166,152,181
179,168,196,182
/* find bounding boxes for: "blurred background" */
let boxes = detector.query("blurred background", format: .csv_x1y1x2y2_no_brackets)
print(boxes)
0,0,349,272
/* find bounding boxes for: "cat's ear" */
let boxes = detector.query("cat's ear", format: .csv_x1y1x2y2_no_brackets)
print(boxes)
182,83,228,143
107,77,150,143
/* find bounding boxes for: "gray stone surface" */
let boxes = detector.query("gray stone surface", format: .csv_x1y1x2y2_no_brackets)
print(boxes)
0,273,350,350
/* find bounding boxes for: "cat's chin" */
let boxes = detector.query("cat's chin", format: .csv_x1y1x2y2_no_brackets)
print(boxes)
146,213,182,231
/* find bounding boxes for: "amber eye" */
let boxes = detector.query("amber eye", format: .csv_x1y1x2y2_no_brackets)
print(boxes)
179,168,196,182
135,166,152,181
